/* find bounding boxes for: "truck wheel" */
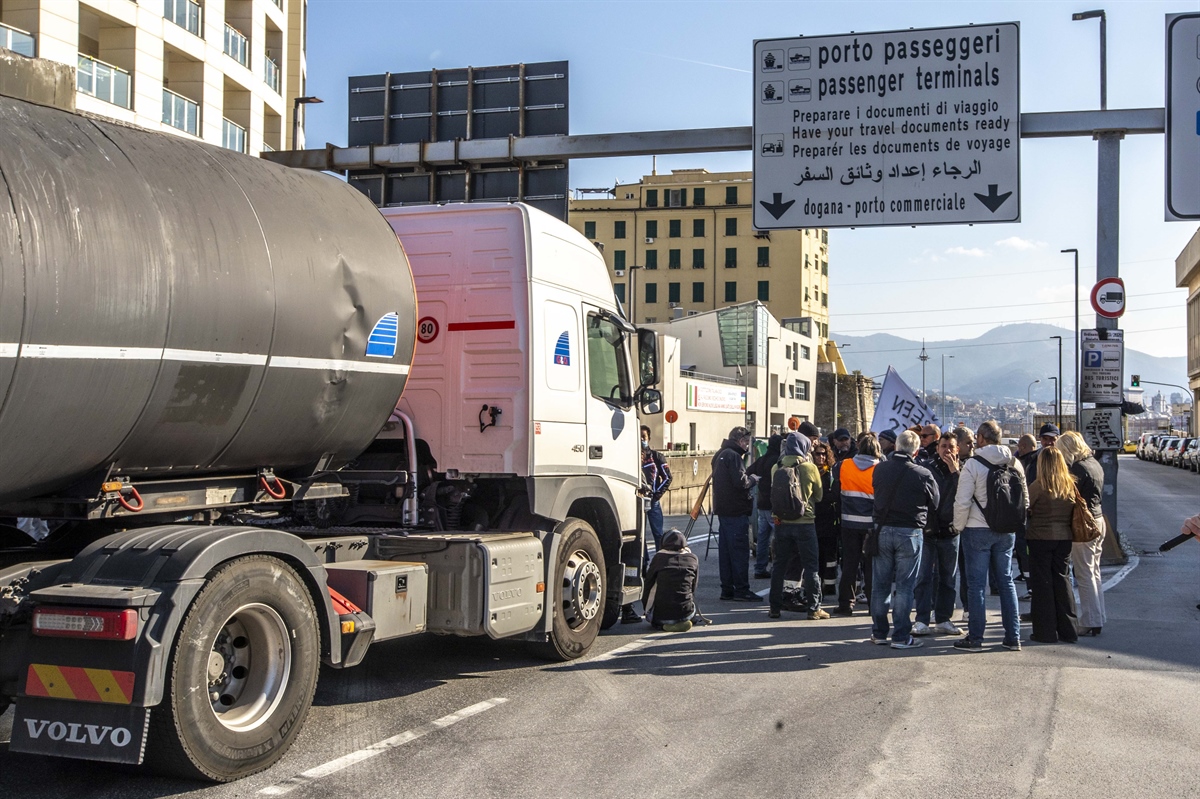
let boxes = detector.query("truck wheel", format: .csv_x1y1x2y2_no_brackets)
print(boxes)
536,519,604,661
145,555,320,782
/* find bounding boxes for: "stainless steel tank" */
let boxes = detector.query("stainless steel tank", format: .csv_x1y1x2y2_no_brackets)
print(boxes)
0,96,416,502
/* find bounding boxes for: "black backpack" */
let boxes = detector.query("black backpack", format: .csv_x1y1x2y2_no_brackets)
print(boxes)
970,455,1028,535
771,462,807,520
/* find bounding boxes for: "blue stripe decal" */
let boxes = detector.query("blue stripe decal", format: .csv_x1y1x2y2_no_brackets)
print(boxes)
366,312,400,358
553,330,570,366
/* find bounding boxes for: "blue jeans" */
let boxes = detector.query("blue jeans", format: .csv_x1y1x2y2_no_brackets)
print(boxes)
755,508,774,573
914,535,959,625
769,522,819,610
647,501,664,551
717,515,751,595
962,527,1021,643
870,526,922,642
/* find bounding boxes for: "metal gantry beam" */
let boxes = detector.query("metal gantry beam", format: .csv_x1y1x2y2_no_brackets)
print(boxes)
261,108,1166,172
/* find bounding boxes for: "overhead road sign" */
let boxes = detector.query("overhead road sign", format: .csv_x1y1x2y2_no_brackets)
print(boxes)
1080,328,1124,404
1090,276,1126,319
752,22,1020,230
1081,407,1123,451
1165,13,1200,219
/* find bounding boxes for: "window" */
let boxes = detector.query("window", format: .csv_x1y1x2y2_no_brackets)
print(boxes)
692,249,705,269
667,189,686,207
645,283,657,304
805,287,810,302
668,282,680,303
693,219,705,237
645,250,658,270
614,250,626,270
614,283,626,303
757,246,770,267
784,345,791,359
668,249,681,269
669,219,681,238
584,221,596,239
646,220,658,239
758,281,769,301
781,384,787,398
797,380,811,401
792,347,798,369
725,282,737,302
822,292,828,307
822,230,828,244
725,248,737,268
725,217,737,236
725,186,738,205
645,190,658,208
788,384,795,399
822,260,828,276
614,221,626,239
587,313,632,405
693,282,705,302
801,345,811,360
693,188,706,206
805,254,810,268
166,0,203,36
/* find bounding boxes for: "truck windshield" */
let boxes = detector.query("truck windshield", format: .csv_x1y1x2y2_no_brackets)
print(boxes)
586,313,632,406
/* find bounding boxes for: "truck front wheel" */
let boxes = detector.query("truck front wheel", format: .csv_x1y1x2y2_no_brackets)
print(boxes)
146,555,320,782
536,518,604,661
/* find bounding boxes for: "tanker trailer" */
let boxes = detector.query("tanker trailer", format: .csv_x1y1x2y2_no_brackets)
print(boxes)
0,93,657,781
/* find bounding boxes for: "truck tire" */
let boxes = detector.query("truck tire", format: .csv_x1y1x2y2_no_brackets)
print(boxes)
535,518,604,661
600,565,623,631
145,555,320,782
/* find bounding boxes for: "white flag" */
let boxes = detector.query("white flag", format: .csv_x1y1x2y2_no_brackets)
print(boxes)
870,366,941,434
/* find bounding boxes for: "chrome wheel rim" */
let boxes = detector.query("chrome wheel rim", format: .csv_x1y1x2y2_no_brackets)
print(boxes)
207,603,292,732
561,548,602,629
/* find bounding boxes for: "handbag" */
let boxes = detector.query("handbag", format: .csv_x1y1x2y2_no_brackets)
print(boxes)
1070,488,1101,543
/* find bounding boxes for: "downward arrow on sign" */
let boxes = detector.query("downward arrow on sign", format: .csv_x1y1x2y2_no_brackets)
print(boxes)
974,184,1013,213
759,192,795,220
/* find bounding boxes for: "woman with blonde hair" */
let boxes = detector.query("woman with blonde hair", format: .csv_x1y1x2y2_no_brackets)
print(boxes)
1057,431,1106,636
1025,447,1079,643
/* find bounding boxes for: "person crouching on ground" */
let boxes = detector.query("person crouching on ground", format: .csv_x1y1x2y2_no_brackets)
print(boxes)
768,432,827,620
870,430,940,649
643,529,700,632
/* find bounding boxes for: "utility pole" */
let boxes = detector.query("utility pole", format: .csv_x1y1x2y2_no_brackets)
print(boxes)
941,354,954,427
1050,335,1063,430
1062,248,1081,433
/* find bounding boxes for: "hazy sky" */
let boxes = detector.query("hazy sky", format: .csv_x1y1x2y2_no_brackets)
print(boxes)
306,0,1199,364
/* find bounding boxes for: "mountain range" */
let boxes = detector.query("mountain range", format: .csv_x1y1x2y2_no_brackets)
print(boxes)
835,323,1189,406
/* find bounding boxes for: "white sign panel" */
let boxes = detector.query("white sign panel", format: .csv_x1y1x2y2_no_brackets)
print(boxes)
686,382,746,413
870,366,940,434
1166,13,1200,220
1080,407,1123,451
1080,328,1124,404
753,23,1020,230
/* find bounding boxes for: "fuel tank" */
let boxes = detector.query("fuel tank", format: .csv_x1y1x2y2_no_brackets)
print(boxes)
0,96,416,502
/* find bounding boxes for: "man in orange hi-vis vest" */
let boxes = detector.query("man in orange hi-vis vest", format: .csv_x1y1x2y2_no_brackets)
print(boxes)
831,433,882,616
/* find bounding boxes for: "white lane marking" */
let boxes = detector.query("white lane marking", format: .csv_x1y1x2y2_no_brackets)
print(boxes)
258,698,508,796
19,344,162,360
268,355,410,375
1102,554,1140,591
0,343,17,357
587,633,669,662
163,348,269,366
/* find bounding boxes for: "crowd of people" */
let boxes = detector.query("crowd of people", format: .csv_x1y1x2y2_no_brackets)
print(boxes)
633,419,1123,652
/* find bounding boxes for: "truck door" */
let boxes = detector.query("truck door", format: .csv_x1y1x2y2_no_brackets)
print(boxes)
581,307,639,488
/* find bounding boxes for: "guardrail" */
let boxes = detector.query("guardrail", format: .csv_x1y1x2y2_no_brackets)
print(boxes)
0,21,35,57
162,88,199,135
77,54,131,109
164,0,202,36
223,23,248,66
222,118,247,153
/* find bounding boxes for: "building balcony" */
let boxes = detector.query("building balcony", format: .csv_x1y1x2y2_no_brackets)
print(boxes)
223,23,248,67
222,118,247,154
0,21,36,57
162,88,199,136
77,54,131,109
264,55,280,94
164,0,202,37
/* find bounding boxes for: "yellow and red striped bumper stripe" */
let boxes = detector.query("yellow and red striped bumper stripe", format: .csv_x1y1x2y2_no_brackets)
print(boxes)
24,664,135,705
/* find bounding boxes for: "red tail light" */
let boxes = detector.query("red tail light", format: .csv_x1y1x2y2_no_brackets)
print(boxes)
32,607,138,640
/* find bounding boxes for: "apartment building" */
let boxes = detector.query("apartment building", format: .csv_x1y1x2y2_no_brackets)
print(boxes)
1177,226,1200,432
0,0,308,153
568,169,830,343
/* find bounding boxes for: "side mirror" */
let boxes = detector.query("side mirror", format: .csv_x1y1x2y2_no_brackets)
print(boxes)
637,387,663,415
637,328,659,388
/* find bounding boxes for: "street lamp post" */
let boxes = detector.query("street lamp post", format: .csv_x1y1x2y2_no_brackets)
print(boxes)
1072,10,1107,110
1061,248,1080,432
1027,379,1041,435
941,354,954,427
918,339,929,403
1048,376,1058,430
1049,335,1063,431
291,96,323,150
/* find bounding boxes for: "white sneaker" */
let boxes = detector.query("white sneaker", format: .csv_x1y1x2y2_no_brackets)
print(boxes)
911,621,931,636
935,620,964,636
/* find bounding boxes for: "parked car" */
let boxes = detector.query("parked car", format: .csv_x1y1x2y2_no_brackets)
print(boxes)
1136,432,1158,459
1181,438,1200,472
1122,440,1138,454
1142,434,1163,461
1160,437,1183,466
1174,438,1194,467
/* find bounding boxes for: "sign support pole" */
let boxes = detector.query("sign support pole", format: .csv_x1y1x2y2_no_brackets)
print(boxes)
1094,130,1123,538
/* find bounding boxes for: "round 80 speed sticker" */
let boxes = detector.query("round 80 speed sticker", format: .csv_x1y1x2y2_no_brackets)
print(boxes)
417,316,439,343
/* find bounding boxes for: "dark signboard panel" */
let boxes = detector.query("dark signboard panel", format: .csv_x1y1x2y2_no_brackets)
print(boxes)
346,61,569,220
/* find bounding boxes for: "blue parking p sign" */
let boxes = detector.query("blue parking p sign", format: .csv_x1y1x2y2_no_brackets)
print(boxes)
1083,350,1103,369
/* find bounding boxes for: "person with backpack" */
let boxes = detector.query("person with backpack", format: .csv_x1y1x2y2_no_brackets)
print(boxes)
952,420,1028,652
643,529,700,632
767,432,826,620
747,433,784,579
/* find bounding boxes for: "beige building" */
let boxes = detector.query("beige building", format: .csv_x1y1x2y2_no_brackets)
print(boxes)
0,0,309,152
568,169,830,342
1176,226,1200,431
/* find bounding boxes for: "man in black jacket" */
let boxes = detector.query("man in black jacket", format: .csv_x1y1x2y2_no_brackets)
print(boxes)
643,529,700,631
747,433,783,579
912,431,964,637
870,430,940,649
712,426,761,602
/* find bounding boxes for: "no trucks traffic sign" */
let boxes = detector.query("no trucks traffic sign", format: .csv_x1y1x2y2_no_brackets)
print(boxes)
752,22,1020,230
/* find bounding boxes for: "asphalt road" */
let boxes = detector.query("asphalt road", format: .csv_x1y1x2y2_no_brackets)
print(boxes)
1,454,1198,797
